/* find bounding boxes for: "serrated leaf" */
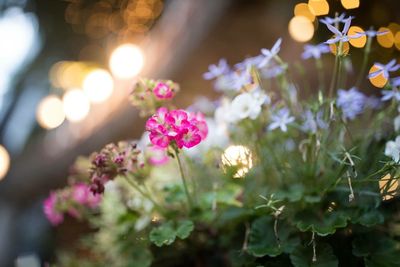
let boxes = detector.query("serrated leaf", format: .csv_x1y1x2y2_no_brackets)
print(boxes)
248,216,300,257
149,220,194,247
294,210,348,236
176,220,194,239
352,233,400,267
356,210,384,227
149,222,176,247
290,243,338,267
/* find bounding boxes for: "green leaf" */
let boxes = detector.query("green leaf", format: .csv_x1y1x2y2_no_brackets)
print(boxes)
176,220,194,239
355,210,384,227
290,243,338,267
127,246,153,267
149,220,195,247
294,210,348,236
352,233,400,267
248,216,300,257
149,222,176,247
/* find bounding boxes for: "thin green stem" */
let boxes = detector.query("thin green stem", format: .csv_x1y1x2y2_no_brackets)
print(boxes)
315,58,325,91
336,42,344,89
328,51,339,98
122,175,165,213
174,149,194,210
356,35,372,88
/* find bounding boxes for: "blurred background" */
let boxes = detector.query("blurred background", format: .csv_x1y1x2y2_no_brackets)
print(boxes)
0,0,399,265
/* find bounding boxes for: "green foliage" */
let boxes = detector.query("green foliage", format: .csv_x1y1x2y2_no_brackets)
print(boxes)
290,243,338,267
149,220,194,247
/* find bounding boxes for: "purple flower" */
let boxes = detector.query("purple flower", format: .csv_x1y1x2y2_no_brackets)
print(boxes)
369,59,400,79
358,29,388,38
235,55,264,70
381,89,400,102
203,59,230,80
320,13,348,25
260,64,285,79
268,108,295,132
229,71,253,90
301,44,330,60
391,77,400,87
336,87,366,120
323,17,361,44
258,38,282,68
301,110,328,133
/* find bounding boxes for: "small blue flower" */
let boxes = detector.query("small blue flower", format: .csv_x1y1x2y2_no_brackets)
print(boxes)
301,110,328,133
229,71,253,91
336,87,366,120
381,89,400,102
368,59,400,79
235,55,264,70
260,64,285,79
359,29,388,38
391,77,400,87
203,59,230,80
268,108,295,132
323,17,361,44
258,38,282,68
301,44,330,60
320,13,348,25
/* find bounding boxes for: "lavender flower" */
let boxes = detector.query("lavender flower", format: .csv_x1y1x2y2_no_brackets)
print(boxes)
381,89,400,102
260,64,285,79
235,55,264,70
391,77,400,87
324,17,361,44
320,13,348,25
268,108,295,132
385,136,400,162
336,87,366,120
358,29,389,38
301,110,328,133
258,38,282,68
369,59,400,79
301,44,330,60
203,59,230,80
229,71,253,90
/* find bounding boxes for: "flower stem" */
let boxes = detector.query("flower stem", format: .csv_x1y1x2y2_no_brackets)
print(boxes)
356,35,372,88
123,174,165,213
328,49,339,98
315,58,325,92
174,149,194,211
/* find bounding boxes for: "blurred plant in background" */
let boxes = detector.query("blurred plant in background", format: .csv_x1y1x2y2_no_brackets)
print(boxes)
42,8,400,267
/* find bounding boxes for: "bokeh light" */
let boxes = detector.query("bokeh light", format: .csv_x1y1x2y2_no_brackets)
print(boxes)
308,0,329,16
62,89,90,122
83,69,114,103
329,40,350,56
0,145,10,180
294,3,315,22
369,64,388,88
379,174,399,201
394,32,400,50
49,61,88,89
341,0,360,9
348,26,366,48
221,145,253,178
109,44,144,79
288,16,314,43
377,27,394,48
36,95,65,129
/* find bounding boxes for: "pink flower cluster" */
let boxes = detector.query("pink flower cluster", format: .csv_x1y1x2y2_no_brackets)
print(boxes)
153,82,174,99
146,108,208,149
43,183,101,226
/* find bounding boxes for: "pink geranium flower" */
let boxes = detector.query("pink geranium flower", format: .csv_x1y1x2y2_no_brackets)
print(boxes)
72,183,101,208
148,145,169,165
146,108,208,149
153,82,174,99
43,192,64,226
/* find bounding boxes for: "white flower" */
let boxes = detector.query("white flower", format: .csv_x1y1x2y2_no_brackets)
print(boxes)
385,136,400,162
230,89,268,122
